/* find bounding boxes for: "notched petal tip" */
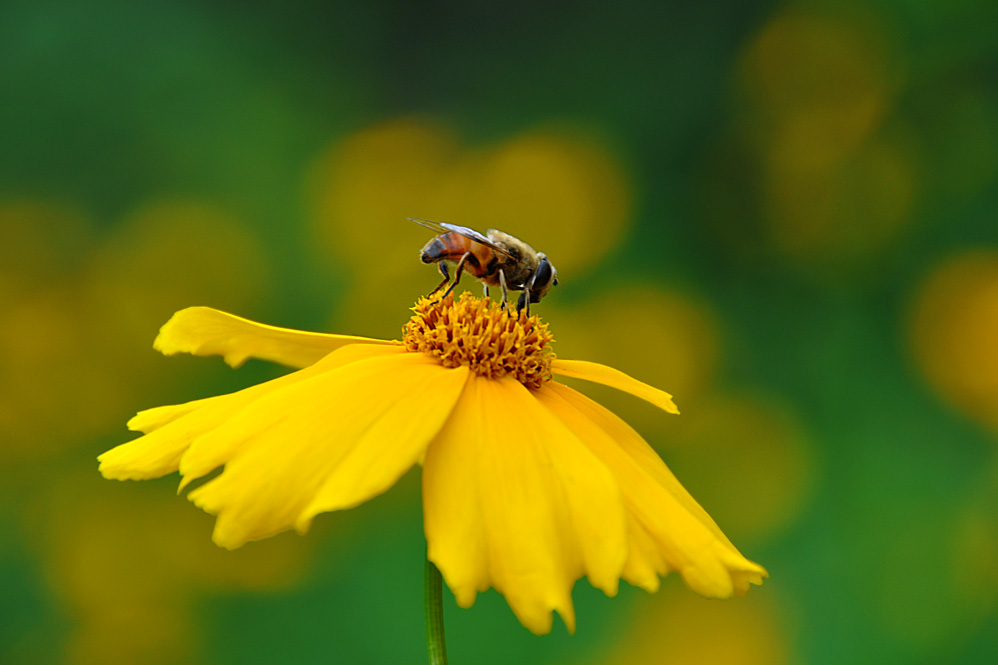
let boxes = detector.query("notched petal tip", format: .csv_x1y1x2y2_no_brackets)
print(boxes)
152,306,215,354
127,400,206,433
734,562,769,594
97,442,178,481
95,453,122,480
681,553,768,599
152,307,263,368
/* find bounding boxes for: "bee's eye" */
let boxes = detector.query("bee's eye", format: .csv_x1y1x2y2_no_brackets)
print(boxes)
534,257,554,289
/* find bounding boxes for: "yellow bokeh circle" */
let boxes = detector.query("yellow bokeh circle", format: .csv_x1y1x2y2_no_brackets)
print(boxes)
738,9,896,169
761,132,917,266
598,588,790,665
909,252,998,431
0,200,114,458
664,392,816,544
85,200,271,368
549,285,721,435
0,199,93,297
734,9,917,269
31,473,311,665
307,119,463,281
953,510,998,616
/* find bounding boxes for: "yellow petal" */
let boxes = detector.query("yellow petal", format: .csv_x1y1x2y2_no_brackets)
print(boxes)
186,352,466,549
536,382,767,597
423,374,628,635
551,358,680,415
175,344,406,488
620,515,669,593
296,362,470,525
154,306,396,369
99,344,403,481
126,398,212,434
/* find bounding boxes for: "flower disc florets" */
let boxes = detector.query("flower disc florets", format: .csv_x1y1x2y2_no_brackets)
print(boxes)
402,293,555,389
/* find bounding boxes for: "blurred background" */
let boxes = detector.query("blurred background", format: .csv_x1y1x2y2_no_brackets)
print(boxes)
2,0,997,663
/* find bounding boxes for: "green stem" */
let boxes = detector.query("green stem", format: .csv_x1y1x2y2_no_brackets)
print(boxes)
424,553,449,665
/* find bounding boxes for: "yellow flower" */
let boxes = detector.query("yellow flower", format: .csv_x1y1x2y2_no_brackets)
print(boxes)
99,293,766,634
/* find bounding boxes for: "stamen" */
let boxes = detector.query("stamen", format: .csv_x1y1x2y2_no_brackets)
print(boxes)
402,293,555,389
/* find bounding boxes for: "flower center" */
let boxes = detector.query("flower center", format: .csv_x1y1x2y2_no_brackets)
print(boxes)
402,293,555,389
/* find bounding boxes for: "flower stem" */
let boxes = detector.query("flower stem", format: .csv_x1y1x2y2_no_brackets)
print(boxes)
424,552,449,665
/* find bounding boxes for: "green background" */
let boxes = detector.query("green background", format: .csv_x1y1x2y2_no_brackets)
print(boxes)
2,1,997,663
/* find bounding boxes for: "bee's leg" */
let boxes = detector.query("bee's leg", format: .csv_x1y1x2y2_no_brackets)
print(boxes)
483,284,489,298
429,262,450,295
440,252,471,300
517,288,530,317
498,269,510,314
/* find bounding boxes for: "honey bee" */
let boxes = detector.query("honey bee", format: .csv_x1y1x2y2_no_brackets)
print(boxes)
410,218,558,315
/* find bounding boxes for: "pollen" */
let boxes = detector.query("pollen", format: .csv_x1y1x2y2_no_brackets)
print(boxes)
402,293,555,389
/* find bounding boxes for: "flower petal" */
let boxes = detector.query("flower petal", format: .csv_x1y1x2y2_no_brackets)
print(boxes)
175,344,407,488
154,306,396,368
551,358,680,415
296,363,470,526
185,352,466,549
423,374,628,635
620,515,670,593
126,399,210,434
536,382,767,597
99,344,403,482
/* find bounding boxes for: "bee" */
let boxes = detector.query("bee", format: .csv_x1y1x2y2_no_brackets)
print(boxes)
410,218,558,315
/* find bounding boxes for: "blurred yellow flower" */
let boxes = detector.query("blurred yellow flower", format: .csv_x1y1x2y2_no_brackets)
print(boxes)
596,588,789,665
99,293,766,634
909,251,998,431
726,8,917,272
32,472,312,665
666,393,815,545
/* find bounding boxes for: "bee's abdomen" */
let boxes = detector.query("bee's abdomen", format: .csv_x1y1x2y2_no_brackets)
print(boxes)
420,237,449,263
421,232,496,279
421,232,478,262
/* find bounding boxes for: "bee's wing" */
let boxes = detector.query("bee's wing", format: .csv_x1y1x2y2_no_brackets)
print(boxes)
408,217,451,235
408,218,513,258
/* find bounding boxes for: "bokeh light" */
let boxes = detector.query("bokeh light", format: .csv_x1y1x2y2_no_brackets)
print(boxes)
594,588,790,665
550,285,721,425
724,6,918,273
664,392,816,545
952,470,998,624
0,200,93,297
738,9,897,171
0,201,109,459
26,472,312,665
85,200,272,351
909,251,998,432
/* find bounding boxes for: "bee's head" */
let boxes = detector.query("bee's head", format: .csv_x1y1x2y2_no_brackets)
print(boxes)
529,254,558,303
